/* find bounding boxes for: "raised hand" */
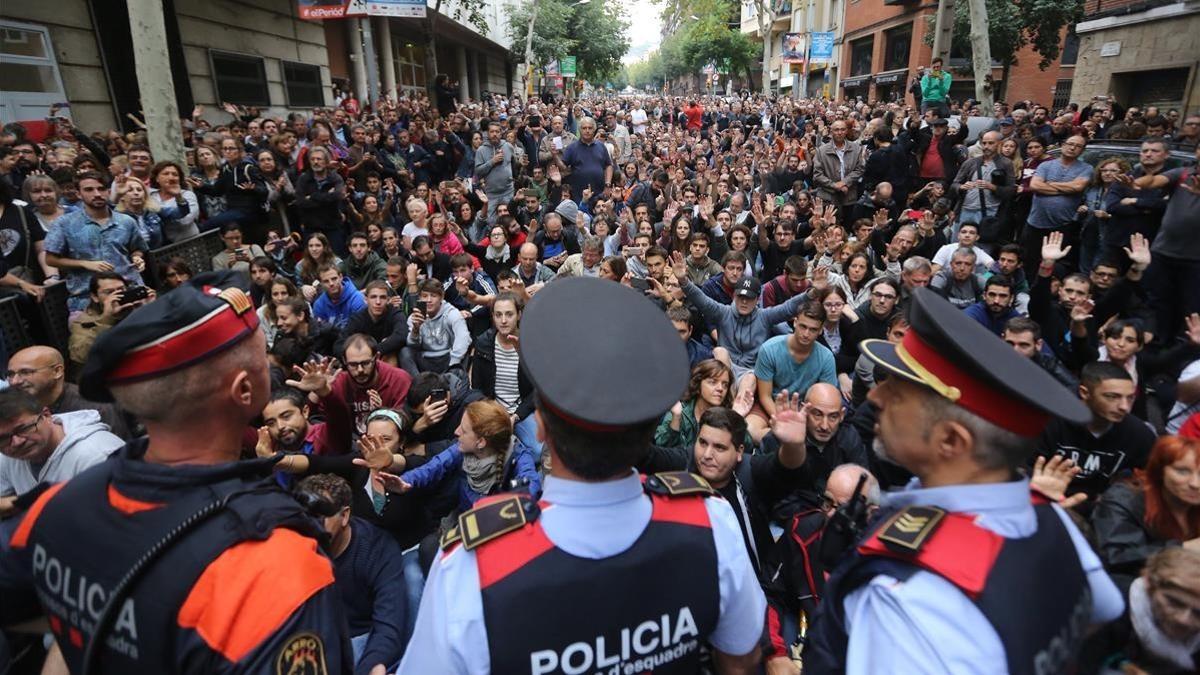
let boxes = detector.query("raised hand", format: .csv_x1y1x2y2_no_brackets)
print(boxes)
353,433,395,472
770,390,808,446
1123,232,1151,271
284,357,339,397
377,472,413,494
1185,313,1200,347
1070,298,1095,324
255,427,275,458
732,387,754,417
1040,231,1071,263
670,251,689,282
1029,455,1086,509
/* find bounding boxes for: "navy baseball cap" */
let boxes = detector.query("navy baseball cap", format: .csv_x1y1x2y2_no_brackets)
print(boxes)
519,277,688,429
733,277,762,299
79,271,260,402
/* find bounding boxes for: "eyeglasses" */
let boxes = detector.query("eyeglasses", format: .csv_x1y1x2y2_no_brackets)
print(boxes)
871,292,897,300
5,365,54,380
0,413,44,446
1062,141,1085,148
345,357,377,371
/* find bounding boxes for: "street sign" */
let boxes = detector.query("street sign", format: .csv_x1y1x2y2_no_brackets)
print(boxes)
810,31,834,64
367,0,425,17
561,55,577,78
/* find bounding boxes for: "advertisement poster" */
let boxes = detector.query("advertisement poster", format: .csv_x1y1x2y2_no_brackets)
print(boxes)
781,33,804,64
810,31,834,64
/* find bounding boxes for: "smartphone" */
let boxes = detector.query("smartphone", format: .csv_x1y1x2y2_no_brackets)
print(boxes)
630,277,651,292
430,387,448,401
423,301,434,315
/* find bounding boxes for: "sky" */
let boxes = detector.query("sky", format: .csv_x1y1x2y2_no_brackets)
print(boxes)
621,0,664,64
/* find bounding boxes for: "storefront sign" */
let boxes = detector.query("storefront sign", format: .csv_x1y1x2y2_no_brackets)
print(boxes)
841,75,870,88
298,0,423,19
873,71,905,85
367,0,426,17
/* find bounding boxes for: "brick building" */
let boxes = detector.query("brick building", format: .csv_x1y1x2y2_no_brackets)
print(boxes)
1070,0,1199,113
837,0,1076,108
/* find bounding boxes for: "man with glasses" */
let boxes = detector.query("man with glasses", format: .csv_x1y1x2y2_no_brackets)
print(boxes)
5,345,130,440
840,278,900,367
0,387,123,519
333,333,412,438
1022,135,1092,277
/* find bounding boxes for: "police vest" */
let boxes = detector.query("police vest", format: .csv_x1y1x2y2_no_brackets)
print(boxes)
13,446,324,674
805,500,1090,674
442,472,722,675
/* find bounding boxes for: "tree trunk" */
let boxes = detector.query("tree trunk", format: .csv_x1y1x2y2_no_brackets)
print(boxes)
965,0,994,110
759,15,772,96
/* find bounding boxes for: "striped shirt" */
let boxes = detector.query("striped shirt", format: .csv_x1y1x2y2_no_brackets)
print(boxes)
494,337,522,414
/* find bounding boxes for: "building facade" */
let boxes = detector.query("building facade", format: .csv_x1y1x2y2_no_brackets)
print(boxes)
323,0,512,105
740,0,844,97
1070,0,1199,112
1,0,333,133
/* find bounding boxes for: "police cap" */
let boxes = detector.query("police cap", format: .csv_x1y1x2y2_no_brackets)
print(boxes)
519,277,689,430
79,271,260,402
860,288,1089,437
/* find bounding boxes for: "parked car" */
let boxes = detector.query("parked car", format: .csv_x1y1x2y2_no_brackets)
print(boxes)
1047,139,1196,171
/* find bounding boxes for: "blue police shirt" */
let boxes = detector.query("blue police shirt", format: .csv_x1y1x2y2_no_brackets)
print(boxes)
396,470,766,673
841,478,1124,674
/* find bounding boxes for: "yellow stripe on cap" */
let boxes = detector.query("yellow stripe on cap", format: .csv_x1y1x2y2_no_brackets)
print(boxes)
895,343,962,402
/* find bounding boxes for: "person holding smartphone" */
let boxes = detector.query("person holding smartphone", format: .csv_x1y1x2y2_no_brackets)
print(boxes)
400,279,471,378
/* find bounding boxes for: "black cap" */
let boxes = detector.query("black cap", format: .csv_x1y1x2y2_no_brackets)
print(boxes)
931,118,949,127
519,277,689,429
859,288,1088,436
79,271,260,402
733,277,762,299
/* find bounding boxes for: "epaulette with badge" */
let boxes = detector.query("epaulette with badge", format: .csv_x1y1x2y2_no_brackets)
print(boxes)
441,494,541,552
873,506,947,554
643,471,718,498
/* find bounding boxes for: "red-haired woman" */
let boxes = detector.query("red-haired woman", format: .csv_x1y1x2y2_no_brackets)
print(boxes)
1093,435,1200,590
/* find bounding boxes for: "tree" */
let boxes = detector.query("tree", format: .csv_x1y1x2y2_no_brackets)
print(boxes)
744,0,779,96
924,0,1085,101
507,0,631,89
425,0,490,96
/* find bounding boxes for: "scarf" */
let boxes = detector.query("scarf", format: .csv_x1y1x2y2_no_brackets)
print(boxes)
1129,577,1200,671
485,243,510,263
463,451,500,495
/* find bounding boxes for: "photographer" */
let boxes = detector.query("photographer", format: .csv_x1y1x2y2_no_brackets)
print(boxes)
950,130,1015,248
67,272,154,373
210,222,265,274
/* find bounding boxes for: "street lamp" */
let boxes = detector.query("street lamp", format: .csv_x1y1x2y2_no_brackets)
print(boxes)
523,0,589,98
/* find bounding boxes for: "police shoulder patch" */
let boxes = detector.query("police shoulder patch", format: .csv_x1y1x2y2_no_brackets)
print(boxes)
458,495,535,550
275,631,327,675
876,505,946,553
645,471,717,498
440,524,462,551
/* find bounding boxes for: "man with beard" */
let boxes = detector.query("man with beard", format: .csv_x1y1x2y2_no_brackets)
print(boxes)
804,288,1123,673
5,345,130,439
634,402,809,576
260,379,350,459
339,281,408,362
330,334,412,438
1002,317,1079,391
963,275,1019,335
44,171,148,312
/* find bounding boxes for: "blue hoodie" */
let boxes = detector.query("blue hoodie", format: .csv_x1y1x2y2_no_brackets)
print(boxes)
400,440,542,513
312,278,367,330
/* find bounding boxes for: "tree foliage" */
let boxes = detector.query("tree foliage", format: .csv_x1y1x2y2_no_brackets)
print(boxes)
506,0,631,83
628,0,754,90
925,0,1085,70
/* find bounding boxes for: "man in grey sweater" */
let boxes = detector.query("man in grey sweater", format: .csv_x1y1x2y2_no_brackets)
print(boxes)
473,121,515,223
671,251,810,405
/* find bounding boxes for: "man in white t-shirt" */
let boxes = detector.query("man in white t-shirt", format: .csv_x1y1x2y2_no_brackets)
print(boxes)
1167,357,1200,434
630,102,649,135
931,221,994,274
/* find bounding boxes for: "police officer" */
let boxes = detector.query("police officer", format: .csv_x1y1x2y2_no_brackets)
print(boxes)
398,277,766,674
805,288,1125,673
4,271,353,674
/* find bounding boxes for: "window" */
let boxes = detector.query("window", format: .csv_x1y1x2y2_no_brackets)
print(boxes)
883,24,912,72
0,24,62,94
1051,79,1072,111
282,61,323,107
1061,29,1079,66
209,50,269,106
396,43,426,97
850,37,873,76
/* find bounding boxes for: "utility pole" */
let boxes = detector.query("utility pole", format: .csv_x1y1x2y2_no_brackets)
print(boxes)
930,0,955,64
126,0,185,165
964,0,994,110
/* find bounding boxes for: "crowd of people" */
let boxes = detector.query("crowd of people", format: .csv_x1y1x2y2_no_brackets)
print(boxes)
0,65,1198,674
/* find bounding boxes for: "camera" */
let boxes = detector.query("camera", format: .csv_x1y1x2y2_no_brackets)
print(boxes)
119,285,150,303
990,169,1007,187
